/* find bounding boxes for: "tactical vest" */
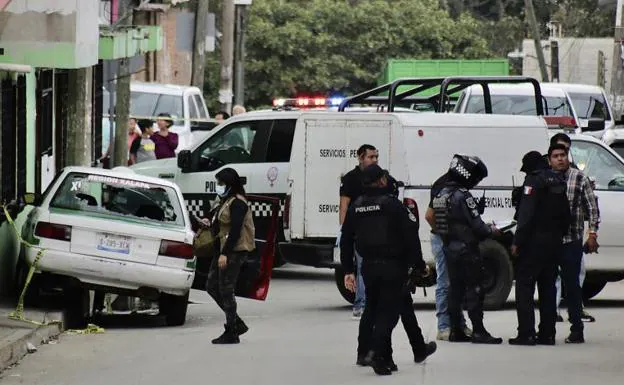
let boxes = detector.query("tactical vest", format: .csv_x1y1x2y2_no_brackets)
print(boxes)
432,187,454,237
217,195,256,253
352,194,400,259
536,171,571,238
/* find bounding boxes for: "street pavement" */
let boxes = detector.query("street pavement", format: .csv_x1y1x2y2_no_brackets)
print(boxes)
0,264,623,385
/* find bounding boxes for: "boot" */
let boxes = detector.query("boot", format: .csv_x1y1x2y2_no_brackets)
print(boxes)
235,317,249,336
211,324,240,344
385,357,398,372
565,332,584,344
413,341,437,363
472,331,503,345
508,335,537,346
449,328,471,342
371,358,392,376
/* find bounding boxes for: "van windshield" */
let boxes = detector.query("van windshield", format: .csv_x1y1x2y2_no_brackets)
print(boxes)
465,95,573,116
130,92,184,121
567,92,611,120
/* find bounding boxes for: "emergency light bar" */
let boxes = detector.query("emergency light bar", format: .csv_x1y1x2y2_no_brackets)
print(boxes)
272,97,345,108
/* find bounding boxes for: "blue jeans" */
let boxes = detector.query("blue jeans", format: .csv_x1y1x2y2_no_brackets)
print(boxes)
557,240,584,333
354,249,365,311
431,233,466,331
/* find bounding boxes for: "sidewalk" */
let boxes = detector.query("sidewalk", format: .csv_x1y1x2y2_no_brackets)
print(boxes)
0,300,63,373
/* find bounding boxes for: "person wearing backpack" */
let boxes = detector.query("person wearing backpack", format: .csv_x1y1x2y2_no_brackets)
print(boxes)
509,149,571,346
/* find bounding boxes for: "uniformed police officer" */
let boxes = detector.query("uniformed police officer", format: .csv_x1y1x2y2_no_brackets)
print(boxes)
509,151,571,346
340,164,428,375
432,154,502,344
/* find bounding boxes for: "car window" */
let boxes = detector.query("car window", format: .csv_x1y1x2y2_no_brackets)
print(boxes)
567,92,611,120
154,95,184,121
195,121,270,171
465,95,572,116
188,96,199,119
266,120,296,162
611,142,624,159
130,91,159,118
570,141,624,190
49,173,185,226
193,94,208,118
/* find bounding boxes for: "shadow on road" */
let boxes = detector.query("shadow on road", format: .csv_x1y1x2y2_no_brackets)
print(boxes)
583,298,624,308
271,267,333,282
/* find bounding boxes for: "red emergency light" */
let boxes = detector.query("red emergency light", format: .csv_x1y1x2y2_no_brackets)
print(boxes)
543,116,577,129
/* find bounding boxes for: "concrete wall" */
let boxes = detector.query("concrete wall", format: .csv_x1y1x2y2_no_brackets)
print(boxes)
0,0,99,68
522,38,614,91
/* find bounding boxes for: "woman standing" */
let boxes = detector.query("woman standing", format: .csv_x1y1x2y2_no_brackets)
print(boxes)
206,168,255,344
151,113,178,159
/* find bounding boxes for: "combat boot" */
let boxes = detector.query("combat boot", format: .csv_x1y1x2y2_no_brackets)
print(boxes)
472,331,503,344
211,324,240,344
449,329,471,342
235,317,249,336
413,341,437,363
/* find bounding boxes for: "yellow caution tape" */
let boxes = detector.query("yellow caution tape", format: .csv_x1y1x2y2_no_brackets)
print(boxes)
1,205,104,334
65,323,105,335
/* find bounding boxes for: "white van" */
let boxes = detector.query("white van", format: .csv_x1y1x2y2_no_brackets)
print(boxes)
130,82,213,152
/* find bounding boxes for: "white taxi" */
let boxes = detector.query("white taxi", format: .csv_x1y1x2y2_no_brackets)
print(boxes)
19,167,195,328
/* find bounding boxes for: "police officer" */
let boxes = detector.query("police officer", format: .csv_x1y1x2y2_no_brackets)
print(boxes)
432,154,502,344
509,151,570,345
341,164,428,375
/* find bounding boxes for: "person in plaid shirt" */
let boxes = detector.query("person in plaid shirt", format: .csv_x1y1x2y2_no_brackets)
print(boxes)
549,143,600,344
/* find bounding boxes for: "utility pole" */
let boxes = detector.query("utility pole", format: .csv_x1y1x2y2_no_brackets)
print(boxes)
524,0,549,82
610,0,624,121
113,0,133,167
234,3,247,106
219,0,235,113
191,0,209,88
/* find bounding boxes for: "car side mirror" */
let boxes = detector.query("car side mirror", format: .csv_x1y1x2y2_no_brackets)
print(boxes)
190,120,218,132
23,192,42,206
177,150,192,173
585,118,605,132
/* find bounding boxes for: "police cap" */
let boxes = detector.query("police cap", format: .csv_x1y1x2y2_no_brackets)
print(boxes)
361,164,385,185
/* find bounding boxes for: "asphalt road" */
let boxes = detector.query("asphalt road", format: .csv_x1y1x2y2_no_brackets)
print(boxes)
1,265,623,385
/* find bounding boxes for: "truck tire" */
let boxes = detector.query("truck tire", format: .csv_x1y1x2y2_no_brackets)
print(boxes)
159,292,189,326
334,266,355,304
479,239,513,310
582,279,607,301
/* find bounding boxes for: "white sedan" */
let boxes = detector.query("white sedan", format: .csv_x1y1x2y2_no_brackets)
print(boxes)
19,166,196,327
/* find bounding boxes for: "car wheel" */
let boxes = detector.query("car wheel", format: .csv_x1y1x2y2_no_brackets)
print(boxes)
334,266,355,304
582,279,607,301
63,286,89,330
159,292,189,326
480,239,513,310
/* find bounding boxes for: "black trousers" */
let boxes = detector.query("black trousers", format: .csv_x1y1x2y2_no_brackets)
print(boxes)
559,240,584,334
357,260,405,360
206,251,247,327
445,245,486,333
514,242,560,338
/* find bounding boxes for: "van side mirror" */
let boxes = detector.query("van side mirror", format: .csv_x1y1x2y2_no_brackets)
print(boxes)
190,120,218,132
24,193,42,206
177,150,192,173
585,118,605,132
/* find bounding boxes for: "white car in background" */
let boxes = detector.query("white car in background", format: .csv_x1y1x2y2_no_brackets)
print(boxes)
18,167,196,328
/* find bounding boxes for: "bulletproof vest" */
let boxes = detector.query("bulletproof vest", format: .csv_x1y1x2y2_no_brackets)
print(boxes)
431,187,454,236
352,193,401,260
534,170,571,239
447,188,479,246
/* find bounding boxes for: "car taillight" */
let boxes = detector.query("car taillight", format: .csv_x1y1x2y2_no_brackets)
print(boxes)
159,240,194,259
283,195,291,229
403,197,419,219
34,222,72,241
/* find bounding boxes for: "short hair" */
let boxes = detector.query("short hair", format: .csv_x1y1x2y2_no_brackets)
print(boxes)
548,143,569,157
157,113,173,127
216,111,230,119
357,144,377,157
550,133,571,147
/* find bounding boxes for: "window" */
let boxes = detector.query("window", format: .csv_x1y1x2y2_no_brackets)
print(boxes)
188,96,199,120
266,119,296,162
570,141,624,190
130,91,159,118
50,172,185,226
465,95,572,116
610,142,624,159
154,95,184,121
195,122,261,171
193,94,208,119
568,92,611,120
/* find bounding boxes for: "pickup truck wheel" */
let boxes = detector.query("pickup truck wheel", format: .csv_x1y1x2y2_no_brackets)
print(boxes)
63,286,89,330
334,267,355,304
480,239,513,310
159,292,189,326
582,279,607,301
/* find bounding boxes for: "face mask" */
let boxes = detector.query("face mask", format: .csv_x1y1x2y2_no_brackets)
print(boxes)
215,185,229,197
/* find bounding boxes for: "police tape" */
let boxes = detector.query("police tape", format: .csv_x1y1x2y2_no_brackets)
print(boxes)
103,114,218,124
1,205,104,334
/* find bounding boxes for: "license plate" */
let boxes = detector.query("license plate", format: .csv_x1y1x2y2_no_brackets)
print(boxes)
97,233,131,254
333,246,340,263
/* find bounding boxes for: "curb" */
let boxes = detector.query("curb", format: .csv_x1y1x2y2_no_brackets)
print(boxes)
0,322,63,373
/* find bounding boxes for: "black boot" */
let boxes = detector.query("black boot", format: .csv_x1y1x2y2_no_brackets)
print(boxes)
413,341,437,363
371,358,392,376
385,357,398,372
211,324,240,344
565,332,584,344
449,329,471,342
235,317,249,336
472,331,503,345
508,335,536,346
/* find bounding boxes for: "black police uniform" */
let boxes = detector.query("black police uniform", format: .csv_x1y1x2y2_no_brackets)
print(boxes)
340,165,426,375
432,155,502,344
510,152,571,345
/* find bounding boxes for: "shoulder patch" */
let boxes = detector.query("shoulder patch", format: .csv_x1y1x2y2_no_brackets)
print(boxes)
465,196,476,209
524,186,533,195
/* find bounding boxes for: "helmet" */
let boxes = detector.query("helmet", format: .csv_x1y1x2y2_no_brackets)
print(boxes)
448,154,488,188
